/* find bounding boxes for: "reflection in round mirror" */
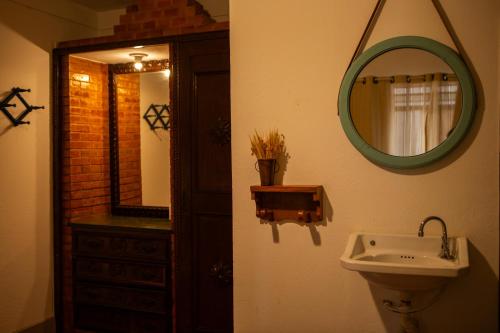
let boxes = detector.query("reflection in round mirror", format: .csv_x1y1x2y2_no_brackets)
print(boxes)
338,36,476,169
350,48,462,157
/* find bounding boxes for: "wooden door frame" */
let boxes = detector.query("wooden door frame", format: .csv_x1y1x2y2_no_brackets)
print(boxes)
52,30,229,333
172,30,231,333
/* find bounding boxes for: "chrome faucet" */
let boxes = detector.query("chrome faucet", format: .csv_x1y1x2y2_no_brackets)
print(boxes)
418,216,454,260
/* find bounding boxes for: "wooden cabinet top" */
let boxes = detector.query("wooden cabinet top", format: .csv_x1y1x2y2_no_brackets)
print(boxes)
70,215,172,232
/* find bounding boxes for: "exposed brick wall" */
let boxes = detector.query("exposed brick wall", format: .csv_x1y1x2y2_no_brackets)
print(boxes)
115,73,143,205
65,56,111,219
62,56,111,332
58,0,228,48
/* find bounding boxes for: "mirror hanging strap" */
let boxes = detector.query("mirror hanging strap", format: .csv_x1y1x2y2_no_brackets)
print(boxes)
340,0,385,115
341,0,475,116
348,0,471,70
430,0,473,69
348,0,386,69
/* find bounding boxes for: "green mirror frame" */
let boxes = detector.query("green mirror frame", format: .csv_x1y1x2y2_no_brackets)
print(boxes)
338,36,476,169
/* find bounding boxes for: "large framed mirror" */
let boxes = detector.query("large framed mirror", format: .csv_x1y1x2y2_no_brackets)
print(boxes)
67,44,171,218
338,36,476,169
109,45,171,217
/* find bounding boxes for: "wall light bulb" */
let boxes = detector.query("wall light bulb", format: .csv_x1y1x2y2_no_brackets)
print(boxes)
163,68,171,78
134,61,143,70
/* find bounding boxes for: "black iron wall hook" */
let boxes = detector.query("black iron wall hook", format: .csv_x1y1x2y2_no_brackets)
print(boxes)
0,87,45,126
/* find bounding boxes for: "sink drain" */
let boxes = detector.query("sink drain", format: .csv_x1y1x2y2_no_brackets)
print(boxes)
400,255,415,259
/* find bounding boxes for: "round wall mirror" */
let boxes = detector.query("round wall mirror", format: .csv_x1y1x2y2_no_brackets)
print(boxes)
339,36,476,169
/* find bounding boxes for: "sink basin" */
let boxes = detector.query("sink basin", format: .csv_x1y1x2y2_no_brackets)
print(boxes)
340,232,469,291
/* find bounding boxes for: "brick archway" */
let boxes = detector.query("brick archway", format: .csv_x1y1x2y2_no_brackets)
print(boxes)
59,0,228,48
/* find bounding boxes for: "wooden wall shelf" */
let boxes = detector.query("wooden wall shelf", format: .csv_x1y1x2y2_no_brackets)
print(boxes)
250,185,323,222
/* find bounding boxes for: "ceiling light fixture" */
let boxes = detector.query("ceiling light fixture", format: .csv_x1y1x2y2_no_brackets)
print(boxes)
130,53,148,71
132,45,144,49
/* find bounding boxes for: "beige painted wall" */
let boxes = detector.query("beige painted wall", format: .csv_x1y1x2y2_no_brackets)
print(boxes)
0,2,99,332
231,0,499,332
199,0,229,22
140,71,171,207
97,8,126,36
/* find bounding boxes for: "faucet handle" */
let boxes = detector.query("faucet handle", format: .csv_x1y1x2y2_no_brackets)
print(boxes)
419,216,455,260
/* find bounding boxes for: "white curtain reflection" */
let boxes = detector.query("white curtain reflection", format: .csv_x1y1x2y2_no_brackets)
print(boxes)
351,73,461,156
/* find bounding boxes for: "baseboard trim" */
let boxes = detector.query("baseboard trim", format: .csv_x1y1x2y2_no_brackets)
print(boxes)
17,318,55,333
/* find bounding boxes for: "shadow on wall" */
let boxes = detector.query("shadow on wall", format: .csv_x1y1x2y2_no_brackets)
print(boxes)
265,189,334,246
369,241,498,332
2,243,54,333
0,90,13,136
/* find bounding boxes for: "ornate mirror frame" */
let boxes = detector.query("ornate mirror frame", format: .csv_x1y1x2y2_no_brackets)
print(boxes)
109,60,170,218
338,36,476,169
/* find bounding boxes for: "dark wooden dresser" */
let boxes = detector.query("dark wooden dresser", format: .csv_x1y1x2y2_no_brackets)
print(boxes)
70,216,172,333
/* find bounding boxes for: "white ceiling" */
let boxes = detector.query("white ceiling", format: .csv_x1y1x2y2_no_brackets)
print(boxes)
70,0,134,11
73,44,169,64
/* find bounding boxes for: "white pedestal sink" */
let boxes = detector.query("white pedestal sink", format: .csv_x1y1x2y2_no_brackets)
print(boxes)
340,232,469,291
340,232,469,332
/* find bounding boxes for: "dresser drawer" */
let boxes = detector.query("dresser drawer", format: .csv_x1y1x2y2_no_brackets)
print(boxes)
132,311,169,333
74,231,169,262
75,304,170,333
75,258,168,288
75,304,130,333
75,283,169,314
